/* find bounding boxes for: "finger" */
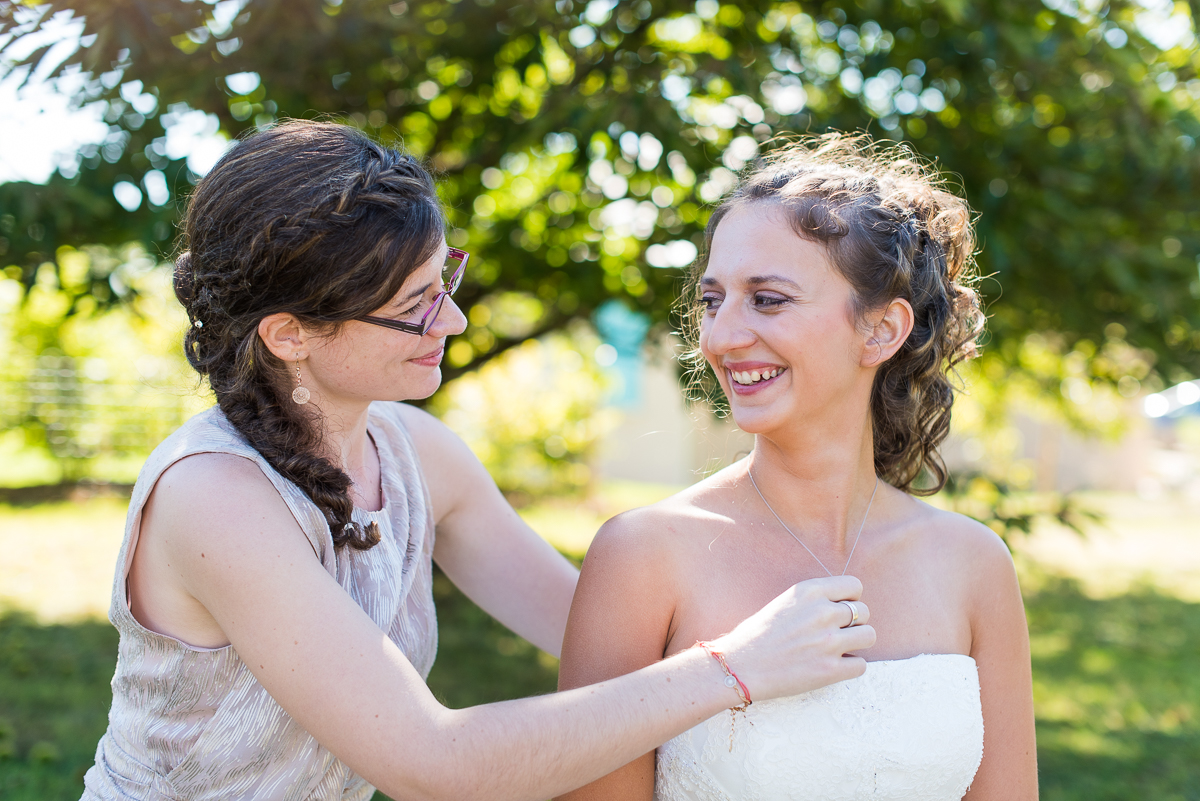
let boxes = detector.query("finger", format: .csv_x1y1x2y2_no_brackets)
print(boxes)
822,599,870,629
839,600,869,627
800,575,864,602
835,624,877,652
831,653,869,681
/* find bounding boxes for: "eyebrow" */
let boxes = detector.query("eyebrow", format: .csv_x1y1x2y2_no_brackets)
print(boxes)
392,282,434,307
746,274,802,288
390,242,454,307
701,274,802,289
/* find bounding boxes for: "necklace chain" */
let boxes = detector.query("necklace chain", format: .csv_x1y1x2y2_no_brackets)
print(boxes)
747,468,880,577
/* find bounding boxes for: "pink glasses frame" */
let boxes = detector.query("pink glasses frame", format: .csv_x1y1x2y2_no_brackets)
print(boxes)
357,247,469,336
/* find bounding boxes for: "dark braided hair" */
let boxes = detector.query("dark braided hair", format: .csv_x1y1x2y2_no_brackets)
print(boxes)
681,133,984,495
173,120,444,549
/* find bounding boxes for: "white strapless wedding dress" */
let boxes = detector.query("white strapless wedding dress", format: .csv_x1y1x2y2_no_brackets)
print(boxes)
655,653,983,801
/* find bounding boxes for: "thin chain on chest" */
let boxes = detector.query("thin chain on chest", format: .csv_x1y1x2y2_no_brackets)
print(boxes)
747,470,879,577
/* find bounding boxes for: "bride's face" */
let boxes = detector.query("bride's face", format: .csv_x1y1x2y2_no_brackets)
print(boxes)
698,203,873,436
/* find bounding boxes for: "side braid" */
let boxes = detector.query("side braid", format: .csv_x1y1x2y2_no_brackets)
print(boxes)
174,120,445,549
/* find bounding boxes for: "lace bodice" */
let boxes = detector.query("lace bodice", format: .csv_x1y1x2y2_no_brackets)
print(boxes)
656,653,983,801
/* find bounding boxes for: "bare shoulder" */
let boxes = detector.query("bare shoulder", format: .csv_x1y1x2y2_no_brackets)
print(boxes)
153,452,280,515
388,403,499,529
581,504,679,577
133,452,315,645
582,468,740,578
898,498,1022,632
147,452,302,553
906,498,1014,573
562,484,713,687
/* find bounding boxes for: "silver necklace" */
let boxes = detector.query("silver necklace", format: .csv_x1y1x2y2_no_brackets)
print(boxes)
747,468,880,577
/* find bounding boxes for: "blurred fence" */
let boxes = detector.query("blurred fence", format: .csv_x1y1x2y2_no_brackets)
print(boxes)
0,355,192,481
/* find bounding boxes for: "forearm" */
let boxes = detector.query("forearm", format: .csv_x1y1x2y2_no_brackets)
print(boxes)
436,520,579,658
376,647,730,801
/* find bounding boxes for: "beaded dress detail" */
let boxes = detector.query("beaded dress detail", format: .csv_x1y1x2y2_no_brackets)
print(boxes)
655,654,984,801
81,403,437,801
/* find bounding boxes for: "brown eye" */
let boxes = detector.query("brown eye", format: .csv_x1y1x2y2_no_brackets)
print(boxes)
754,293,788,308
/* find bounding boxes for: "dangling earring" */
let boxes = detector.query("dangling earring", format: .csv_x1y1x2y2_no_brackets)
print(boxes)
291,357,310,405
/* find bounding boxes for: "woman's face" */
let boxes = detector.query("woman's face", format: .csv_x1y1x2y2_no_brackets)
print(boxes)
304,240,468,406
698,203,874,436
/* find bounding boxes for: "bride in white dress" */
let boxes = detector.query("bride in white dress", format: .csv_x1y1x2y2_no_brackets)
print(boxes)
557,134,1037,801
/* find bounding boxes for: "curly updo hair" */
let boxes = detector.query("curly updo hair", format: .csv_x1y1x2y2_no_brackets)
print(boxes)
173,120,444,549
681,133,984,495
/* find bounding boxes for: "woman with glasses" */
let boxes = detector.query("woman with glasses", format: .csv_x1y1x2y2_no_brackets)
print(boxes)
80,121,875,801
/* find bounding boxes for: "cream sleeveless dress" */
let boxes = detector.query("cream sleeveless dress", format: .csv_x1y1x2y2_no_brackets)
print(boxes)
81,403,438,801
655,653,984,800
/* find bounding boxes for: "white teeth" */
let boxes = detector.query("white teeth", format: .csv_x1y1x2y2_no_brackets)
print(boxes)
731,368,783,385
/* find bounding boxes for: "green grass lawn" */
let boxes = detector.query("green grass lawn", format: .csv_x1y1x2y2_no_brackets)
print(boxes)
1026,573,1200,800
1,495,1198,799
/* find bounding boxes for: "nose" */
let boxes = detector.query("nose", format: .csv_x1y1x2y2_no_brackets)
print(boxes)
429,295,467,338
700,299,757,361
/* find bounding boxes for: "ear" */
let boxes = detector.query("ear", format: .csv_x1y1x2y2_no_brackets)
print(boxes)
861,298,914,368
257,313,310,362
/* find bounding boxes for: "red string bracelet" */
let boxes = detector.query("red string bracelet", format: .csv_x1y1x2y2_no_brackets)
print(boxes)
695,641,752,710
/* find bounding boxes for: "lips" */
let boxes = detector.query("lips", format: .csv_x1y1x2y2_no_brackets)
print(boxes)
723,362,787,394
410,345,444,367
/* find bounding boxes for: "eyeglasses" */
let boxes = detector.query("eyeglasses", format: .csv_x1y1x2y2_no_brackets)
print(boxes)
358,247,468,336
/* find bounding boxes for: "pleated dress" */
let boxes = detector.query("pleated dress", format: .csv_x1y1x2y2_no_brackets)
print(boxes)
81,402,438,801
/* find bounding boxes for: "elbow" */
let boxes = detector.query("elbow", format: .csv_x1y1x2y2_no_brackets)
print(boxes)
372,710,490,801
380,775,495,801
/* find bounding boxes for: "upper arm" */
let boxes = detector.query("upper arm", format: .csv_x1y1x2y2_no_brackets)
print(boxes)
146,455,447,795
960,524,1037,800
394,403,578,656
392,402,489,527
556,511,679,801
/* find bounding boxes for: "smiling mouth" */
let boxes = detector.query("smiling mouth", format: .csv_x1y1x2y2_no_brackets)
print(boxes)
729,367,786,386
412,346,444,363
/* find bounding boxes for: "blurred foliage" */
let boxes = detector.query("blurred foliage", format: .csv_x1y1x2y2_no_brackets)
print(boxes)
0,245,209,483
1,0,1198,393
939,470,1104,546
0,244,613,493
428,326,619,499
931,334,1154,541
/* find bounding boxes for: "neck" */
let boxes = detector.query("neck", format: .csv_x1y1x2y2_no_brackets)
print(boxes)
305,394,375,486
746,411,879,554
